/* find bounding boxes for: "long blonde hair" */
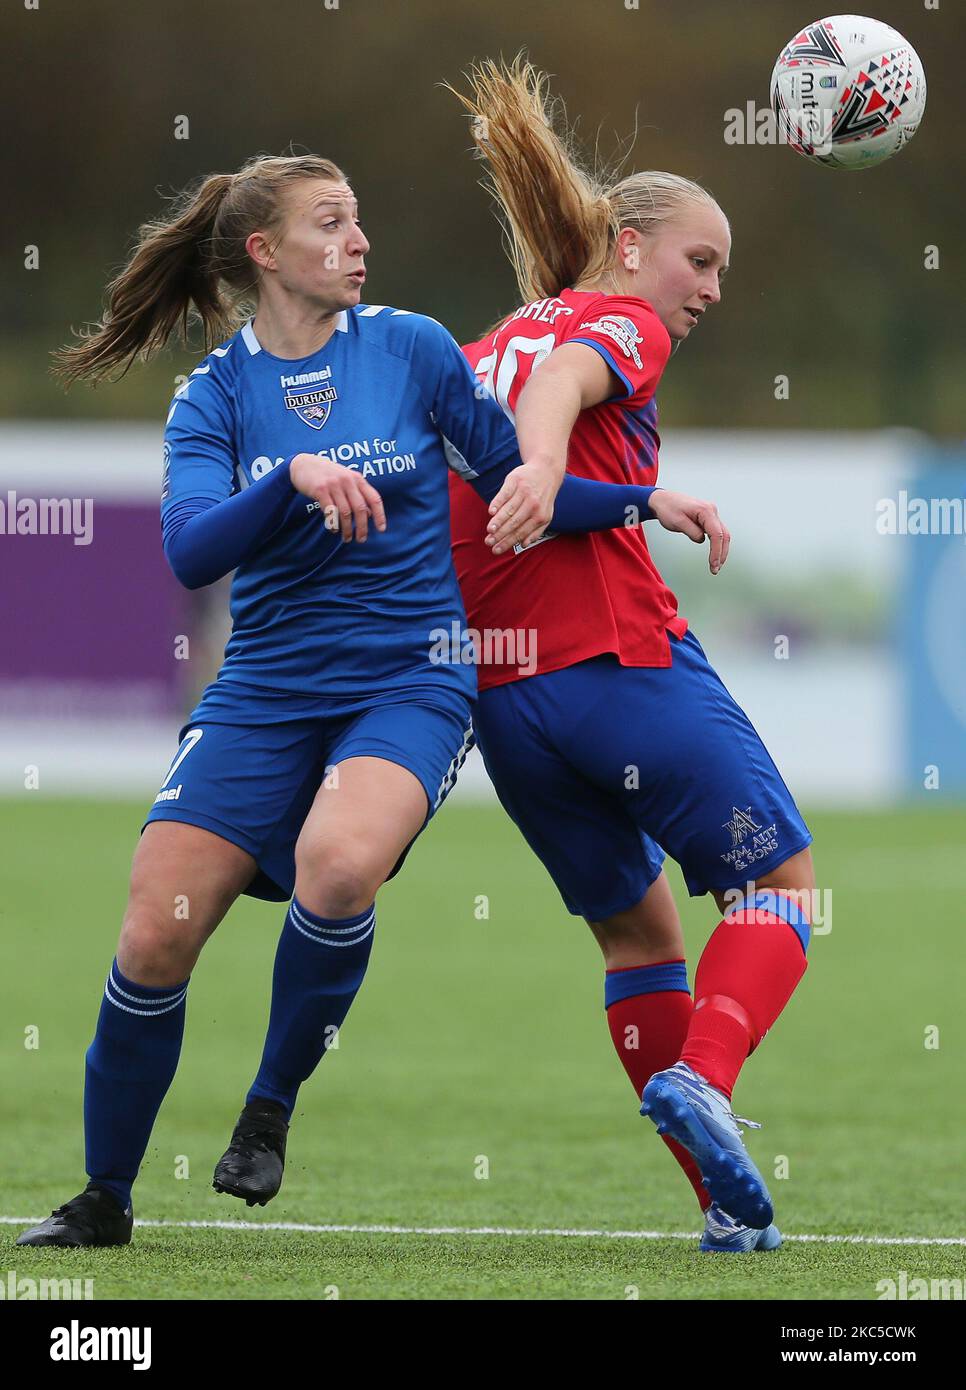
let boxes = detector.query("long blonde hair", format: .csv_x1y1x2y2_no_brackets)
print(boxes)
445,56,724,304
52,153,347,387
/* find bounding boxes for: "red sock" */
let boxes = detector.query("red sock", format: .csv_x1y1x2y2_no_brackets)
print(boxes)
605,960,711,1212
681,892,810,1100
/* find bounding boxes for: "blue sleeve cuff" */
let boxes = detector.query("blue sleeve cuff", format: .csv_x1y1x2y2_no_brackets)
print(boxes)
548,477,658,534
567,337,635,399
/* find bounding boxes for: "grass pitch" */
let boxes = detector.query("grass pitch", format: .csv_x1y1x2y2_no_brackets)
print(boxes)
1,798,963,1300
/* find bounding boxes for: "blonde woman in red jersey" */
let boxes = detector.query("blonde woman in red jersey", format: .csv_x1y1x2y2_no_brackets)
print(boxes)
447,60,816,1253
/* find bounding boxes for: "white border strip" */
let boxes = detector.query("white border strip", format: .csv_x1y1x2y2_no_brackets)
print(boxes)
2,1216,963,1246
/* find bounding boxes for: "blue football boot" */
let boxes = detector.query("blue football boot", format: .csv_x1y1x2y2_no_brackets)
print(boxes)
699,1201,782,1253
641,1060,774,1228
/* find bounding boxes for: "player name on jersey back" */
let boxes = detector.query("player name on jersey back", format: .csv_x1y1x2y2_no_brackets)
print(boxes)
450,288,687,690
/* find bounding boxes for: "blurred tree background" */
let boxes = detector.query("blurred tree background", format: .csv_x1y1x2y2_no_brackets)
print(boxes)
3,0,962,434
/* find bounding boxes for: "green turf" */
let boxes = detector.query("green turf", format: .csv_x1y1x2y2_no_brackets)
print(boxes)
1,799,964,1300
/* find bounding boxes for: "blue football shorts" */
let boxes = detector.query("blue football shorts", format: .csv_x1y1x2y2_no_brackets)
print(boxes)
472,629,812,919
144,684,473,902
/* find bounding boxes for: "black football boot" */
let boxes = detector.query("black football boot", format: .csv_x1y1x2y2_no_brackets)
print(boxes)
212,1098,289,1207
16,1183,133,1247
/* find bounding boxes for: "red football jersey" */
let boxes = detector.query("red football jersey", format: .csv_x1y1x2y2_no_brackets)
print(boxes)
449,288,688,690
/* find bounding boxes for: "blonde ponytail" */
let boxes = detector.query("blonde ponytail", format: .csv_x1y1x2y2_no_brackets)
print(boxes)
445,56,616,303
448,57,724,303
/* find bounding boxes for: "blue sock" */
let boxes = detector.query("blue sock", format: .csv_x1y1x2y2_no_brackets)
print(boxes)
84,960,189,1211
248,898,376,1116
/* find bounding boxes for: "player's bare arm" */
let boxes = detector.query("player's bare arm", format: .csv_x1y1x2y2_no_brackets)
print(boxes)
485,344,616,552
486,342,731,570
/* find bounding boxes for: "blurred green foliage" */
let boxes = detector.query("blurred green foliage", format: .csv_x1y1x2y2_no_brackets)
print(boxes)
4,0,962,432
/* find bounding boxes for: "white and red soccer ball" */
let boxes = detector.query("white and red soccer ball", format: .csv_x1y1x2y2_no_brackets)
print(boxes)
770,14,926,169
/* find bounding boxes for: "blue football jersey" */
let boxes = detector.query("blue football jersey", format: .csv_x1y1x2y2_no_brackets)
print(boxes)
162,305,524,705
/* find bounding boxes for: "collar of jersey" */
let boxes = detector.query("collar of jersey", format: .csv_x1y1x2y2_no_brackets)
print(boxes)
241,312,349,361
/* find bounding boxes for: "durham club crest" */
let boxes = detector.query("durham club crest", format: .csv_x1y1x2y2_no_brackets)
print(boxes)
280,365,339,430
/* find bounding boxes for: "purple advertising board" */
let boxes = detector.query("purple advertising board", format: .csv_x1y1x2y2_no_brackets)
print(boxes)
1,498,190,719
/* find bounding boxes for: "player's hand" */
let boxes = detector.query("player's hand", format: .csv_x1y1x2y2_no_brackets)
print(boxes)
485,458,564,555
648,489,731,574
289,454,387,543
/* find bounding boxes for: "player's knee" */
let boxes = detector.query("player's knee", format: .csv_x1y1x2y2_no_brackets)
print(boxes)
117,906,199,985
591,915,684,968
589,877,685,967
756,845,816,909
293,838,381,917
118,876,209,983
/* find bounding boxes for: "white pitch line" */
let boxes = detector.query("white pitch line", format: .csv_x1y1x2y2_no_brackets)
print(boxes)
2,1216,964,1246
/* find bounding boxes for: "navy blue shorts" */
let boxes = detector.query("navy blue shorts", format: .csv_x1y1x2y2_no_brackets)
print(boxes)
144,686,473,902
472,630,811,918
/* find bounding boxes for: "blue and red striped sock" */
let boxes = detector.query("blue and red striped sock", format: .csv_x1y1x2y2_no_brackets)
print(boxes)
682,891,810,1099
605,959,711,1212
